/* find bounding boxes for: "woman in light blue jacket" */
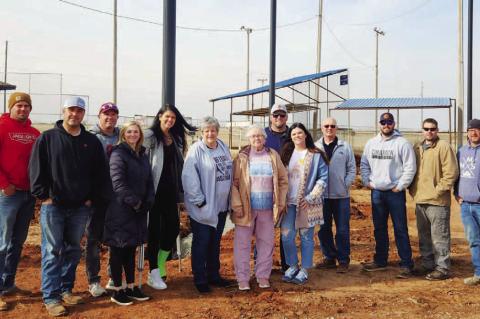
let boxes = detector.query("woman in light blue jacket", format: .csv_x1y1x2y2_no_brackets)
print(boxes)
280,122,328,285
182,116,233,293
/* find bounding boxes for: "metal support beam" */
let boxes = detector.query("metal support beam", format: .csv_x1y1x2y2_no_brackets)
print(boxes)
3,41,8,113
309,80,347,101
113,0,117,103
288,86,321,103
162,0,176,106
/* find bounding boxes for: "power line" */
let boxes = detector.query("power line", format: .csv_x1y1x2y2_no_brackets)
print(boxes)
333,0,432,27
58,0,315,33
323,18,373,69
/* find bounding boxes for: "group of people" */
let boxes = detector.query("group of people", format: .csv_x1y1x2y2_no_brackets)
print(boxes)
1,92,480,317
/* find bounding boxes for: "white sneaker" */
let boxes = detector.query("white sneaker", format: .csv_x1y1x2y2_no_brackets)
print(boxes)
105,278,126,290
147,269,167,290
89,282,107,297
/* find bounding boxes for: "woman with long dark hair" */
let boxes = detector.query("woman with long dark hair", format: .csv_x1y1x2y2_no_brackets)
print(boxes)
144,104,196,290
280,122,328,285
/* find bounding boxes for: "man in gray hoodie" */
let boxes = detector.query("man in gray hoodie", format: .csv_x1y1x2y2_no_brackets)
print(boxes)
360,112,416,278
315,117,356,273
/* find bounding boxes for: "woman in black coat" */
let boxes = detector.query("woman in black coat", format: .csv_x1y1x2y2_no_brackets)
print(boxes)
104,121,154,306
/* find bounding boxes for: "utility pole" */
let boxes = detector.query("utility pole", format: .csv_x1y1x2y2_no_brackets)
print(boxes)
313,0,323,139
374,27,385,133
467,0,473,121
162,0,176,106
420,81,424,125
269,0,276,109
258,78,267,108
457,0,465,146
113,0,117,104
240,26,253,118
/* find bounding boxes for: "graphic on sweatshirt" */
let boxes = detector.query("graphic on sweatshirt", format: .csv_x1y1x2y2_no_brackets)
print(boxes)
460,155,476,179
372,149,394,160
213,154,231,182
9,132,37,144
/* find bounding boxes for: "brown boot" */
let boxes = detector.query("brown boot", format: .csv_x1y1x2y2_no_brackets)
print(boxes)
0,297,7,311
61,292,84,305
45,302,67,317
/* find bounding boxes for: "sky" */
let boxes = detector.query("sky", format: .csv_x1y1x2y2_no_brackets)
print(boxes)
1,0,479,129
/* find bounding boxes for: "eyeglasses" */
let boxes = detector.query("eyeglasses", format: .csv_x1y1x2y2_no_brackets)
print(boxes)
422,127,437,132
379,119,394,126
272,113,286,118
323,125,336,129
249,134,265,139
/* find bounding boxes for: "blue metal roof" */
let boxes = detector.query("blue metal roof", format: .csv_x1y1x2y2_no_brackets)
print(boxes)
210,68,348,102
0,81,16,91
335,97,452,110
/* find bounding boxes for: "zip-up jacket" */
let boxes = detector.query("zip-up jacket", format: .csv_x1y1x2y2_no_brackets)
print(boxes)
29,120,109,208
264,126,289,153
455,142,480,203
409,138,458,206
0,113,40,190
360,130,416,191
316,137,356,198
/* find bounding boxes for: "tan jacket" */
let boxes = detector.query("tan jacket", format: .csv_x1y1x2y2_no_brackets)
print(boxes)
230,146,288,227
409,138,459,206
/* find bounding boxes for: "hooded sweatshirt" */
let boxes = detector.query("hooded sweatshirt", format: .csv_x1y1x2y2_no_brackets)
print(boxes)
29,120,109,208
89,124,120,158
0,113,40,190
455,142,480,203
360,130,416,191
182,139,232,228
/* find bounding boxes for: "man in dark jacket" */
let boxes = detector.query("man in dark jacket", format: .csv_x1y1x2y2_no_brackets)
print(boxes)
86,102,120,297
29,97,108,317
264,103,289,271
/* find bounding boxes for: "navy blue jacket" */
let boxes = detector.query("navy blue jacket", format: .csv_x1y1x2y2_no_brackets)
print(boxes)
104,143,154,247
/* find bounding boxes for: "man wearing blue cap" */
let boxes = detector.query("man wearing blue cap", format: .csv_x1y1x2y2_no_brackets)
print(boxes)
29,97,109,317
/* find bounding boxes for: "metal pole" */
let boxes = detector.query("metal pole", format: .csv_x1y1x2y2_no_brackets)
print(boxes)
258,78,267,109
3,41,8,113
162,0,176,107
269,0,277,109
241,26,253,118
212,101,215,116
313,0,323,139
229,98,233,147
467,0,473,121
374,27,385,133
457,0,465,146
113,0,117,104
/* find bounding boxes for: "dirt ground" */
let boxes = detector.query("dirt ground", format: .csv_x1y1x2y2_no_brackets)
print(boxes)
3,184,480,319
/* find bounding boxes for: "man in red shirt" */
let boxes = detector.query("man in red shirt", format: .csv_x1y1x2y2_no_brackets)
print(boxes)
0,92,40,311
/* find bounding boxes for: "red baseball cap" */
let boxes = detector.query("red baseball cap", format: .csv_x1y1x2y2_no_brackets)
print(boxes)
99,102,119,114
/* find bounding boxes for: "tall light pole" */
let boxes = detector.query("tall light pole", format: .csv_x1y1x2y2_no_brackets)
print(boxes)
374,27,385,132
457,0,465,147
467,0,473,121
313,0,323,139
240,26,253,117
258,78,267,108
113,0,117,104
3,41,8,113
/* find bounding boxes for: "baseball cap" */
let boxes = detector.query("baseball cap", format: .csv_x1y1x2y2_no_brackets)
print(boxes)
270,103,287,115
63,97,86,109
467,119,480,130
379,112,394,121
99,102,119,114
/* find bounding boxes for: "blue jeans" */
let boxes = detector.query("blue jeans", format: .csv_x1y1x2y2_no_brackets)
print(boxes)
460,202,480,276
190,211,227,285
0,191,35,292
281,205,315,269
318,198,351,265
40,203,91,304
371,190,413,268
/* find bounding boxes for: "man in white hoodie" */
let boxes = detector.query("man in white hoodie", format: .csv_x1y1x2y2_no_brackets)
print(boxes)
360,112,416,278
